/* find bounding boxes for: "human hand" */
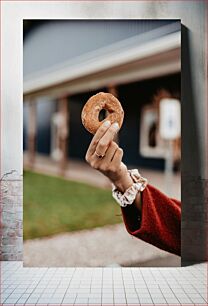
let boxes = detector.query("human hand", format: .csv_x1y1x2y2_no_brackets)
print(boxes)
85,120,133,191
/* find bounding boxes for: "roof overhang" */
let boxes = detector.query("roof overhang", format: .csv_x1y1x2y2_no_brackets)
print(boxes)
23,31,181,100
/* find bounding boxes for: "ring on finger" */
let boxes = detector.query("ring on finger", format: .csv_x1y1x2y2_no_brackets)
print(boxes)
95,151,105,159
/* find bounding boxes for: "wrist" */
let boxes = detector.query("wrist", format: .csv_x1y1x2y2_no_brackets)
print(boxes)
112,169,148,209
112,168,133,193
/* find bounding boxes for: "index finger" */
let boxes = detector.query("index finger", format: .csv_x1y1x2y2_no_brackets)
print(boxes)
86,120,111,157
98,122,119,146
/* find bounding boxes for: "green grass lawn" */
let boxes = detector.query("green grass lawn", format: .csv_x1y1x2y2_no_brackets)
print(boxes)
23,171,122,240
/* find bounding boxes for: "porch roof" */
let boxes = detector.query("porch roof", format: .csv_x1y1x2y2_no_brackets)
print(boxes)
23,22,181,100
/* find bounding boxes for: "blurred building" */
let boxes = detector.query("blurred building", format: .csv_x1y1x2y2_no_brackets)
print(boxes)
23,20,181,175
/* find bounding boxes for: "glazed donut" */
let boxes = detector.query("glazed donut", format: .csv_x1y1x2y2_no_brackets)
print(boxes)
81,92,124,134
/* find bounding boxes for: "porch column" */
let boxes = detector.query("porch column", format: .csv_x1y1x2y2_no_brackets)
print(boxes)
57,96,69,176
108,84,118,98
28,99,37,168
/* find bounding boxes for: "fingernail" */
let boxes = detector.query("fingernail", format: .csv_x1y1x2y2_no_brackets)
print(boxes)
112,122,119,130
103,120,111,127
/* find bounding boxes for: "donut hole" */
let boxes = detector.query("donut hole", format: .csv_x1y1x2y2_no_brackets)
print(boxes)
98,108,108,121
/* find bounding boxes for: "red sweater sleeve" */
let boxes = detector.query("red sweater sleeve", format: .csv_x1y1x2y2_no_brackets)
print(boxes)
121,184,181,256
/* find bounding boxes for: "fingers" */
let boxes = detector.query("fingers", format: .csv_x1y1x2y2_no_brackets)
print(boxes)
90,141,121,174
86,120,111,161
111,147,123,169
87,138,125,185
101,141,119,164
95,122,119,156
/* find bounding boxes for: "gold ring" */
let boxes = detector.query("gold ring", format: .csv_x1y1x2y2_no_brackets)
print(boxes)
95,151,105,159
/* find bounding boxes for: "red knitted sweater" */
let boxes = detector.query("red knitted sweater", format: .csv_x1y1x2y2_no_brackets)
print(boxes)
121,184,181,256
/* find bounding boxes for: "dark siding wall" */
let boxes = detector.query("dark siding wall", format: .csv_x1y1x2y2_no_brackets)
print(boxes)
118,73,180,169
24,74,180,169
36,99,56,155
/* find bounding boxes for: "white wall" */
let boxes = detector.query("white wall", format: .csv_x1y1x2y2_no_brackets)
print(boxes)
1,1,207,263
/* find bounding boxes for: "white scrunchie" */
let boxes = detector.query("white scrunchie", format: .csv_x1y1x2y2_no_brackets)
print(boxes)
112,169,148,207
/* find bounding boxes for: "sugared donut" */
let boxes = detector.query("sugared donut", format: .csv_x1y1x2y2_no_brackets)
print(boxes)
81,92,124,134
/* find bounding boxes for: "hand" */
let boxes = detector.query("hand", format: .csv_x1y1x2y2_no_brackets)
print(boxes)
85,120,133,191
85,120,142,212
